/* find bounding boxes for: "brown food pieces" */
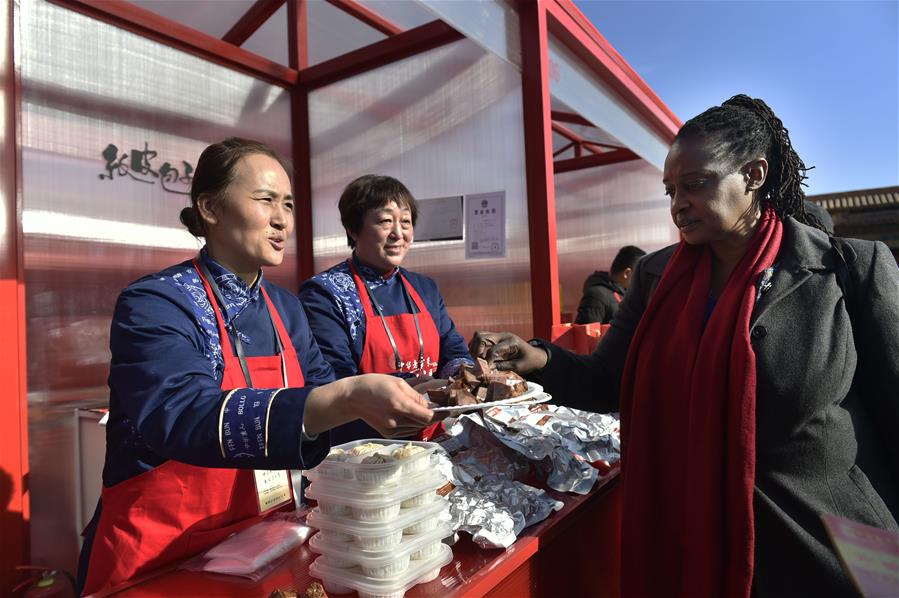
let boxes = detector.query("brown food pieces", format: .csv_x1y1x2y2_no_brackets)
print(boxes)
268,582,328,598
428,362,529,406
301,582,328,598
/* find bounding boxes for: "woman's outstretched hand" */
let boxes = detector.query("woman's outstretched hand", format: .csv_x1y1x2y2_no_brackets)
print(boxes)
468,331,548,375
304,374,434,438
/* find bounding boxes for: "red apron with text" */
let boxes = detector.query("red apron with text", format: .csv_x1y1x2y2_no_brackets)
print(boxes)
349,262,442,439
82,265,304,596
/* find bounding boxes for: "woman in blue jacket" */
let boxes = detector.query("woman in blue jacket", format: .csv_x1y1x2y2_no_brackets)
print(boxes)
78,139,433,595
300,175,473,443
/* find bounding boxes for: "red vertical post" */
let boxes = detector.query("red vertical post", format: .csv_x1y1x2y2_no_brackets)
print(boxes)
288,0,314,283
519,1,560,340
0,0,29,593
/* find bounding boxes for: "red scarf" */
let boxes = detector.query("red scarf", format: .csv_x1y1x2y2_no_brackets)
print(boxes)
619,210,782,597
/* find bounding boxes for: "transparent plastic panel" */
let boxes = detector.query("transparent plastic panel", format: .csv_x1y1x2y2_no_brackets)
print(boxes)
548,33,670,169
128,0,254,39
554,160,679,319
552,130,575,159
308,0,386,66
243,2,289,66
416,0,521,68
19,0,293,572
558,122,624,148
358,0,437,30
308,38,532,342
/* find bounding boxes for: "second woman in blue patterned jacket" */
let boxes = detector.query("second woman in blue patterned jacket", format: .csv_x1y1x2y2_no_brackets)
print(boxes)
300,175,473,443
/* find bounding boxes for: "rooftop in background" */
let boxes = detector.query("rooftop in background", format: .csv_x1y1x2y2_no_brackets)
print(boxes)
807,186,899,213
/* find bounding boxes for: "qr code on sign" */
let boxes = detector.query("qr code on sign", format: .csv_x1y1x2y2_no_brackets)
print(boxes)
471,242,478,250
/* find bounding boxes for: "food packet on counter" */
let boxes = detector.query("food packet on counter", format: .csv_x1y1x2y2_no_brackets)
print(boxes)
478,404,620,494
181,512,314,580
444,474,563,548
433,418,562,549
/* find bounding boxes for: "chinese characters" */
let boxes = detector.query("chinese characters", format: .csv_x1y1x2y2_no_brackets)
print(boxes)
99,142,193,195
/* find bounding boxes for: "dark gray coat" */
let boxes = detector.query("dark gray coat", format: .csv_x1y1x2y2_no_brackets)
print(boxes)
575,271,624,324
538,217,899,596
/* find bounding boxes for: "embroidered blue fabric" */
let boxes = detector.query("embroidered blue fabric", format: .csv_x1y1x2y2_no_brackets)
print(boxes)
168,247,263,378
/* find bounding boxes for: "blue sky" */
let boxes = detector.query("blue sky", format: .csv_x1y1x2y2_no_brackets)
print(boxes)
574,0,898,196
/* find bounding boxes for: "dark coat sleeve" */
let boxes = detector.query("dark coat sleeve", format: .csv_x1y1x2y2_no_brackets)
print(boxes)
574,285,619,324
847,239,899,477
537,252,664,413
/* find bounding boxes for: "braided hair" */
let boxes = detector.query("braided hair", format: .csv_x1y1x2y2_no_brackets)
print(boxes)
674,94,826,232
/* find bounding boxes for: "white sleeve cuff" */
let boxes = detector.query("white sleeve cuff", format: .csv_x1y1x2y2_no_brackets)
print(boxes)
301,423,319,442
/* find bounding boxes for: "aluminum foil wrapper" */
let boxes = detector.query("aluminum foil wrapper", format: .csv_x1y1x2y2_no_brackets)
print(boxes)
444,474,563,549
434,421,562,549
435,407,619,548
466,405,620,495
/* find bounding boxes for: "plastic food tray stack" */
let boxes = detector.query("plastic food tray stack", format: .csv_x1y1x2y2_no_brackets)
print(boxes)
305,439,453,598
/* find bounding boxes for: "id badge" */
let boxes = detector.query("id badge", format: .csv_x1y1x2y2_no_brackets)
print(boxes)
253,469,293,514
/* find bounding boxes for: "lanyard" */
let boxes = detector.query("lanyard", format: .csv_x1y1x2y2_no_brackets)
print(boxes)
197,259,288,388
366,274,425,373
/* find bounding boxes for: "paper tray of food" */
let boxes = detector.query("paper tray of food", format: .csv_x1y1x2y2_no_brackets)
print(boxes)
426,358,551,412
429,385,551,413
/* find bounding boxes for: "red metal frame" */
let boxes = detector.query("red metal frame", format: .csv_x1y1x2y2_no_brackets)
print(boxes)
554,148,640,173
299,19,462,90
550,109,593,127
289,0,314,283
552,121,599,154
222,0,286,46
545,0,680,142
325,0,402,36
519,1,560,340
551,120,624,155
49,0,300,87
0,0,28,593
553,141,575,158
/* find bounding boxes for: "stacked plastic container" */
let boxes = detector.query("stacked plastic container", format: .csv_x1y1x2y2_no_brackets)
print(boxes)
305,439,452,598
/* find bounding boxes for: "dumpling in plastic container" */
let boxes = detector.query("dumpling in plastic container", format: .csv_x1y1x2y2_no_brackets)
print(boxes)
392,443,428,474
348,442,388,457
360,452,394,465
325,448,347,461
358,452,401,485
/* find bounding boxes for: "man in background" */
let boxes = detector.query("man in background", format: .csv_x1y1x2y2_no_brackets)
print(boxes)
575,245,646,324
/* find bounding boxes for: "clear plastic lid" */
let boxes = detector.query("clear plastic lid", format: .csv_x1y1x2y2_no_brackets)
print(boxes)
310,543,453,598
306,498,449,538
309,439,439,486
304,469,447,509
309,523,453,566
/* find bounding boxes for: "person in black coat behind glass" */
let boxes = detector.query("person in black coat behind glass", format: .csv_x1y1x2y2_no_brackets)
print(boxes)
575,245,646,324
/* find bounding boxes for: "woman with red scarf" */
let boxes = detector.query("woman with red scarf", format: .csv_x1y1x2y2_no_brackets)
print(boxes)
470,95,899,598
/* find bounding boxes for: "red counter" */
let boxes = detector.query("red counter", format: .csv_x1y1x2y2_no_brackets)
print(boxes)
109,476,621,598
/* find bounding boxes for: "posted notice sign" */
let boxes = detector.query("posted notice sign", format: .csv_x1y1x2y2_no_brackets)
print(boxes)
465,191,505,259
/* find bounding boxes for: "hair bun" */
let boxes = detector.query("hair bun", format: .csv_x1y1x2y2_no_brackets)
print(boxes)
180,206,204,237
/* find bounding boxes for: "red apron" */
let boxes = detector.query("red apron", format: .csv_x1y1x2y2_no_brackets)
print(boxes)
82,263,304,596
350,261,440,377
349,261,442,440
